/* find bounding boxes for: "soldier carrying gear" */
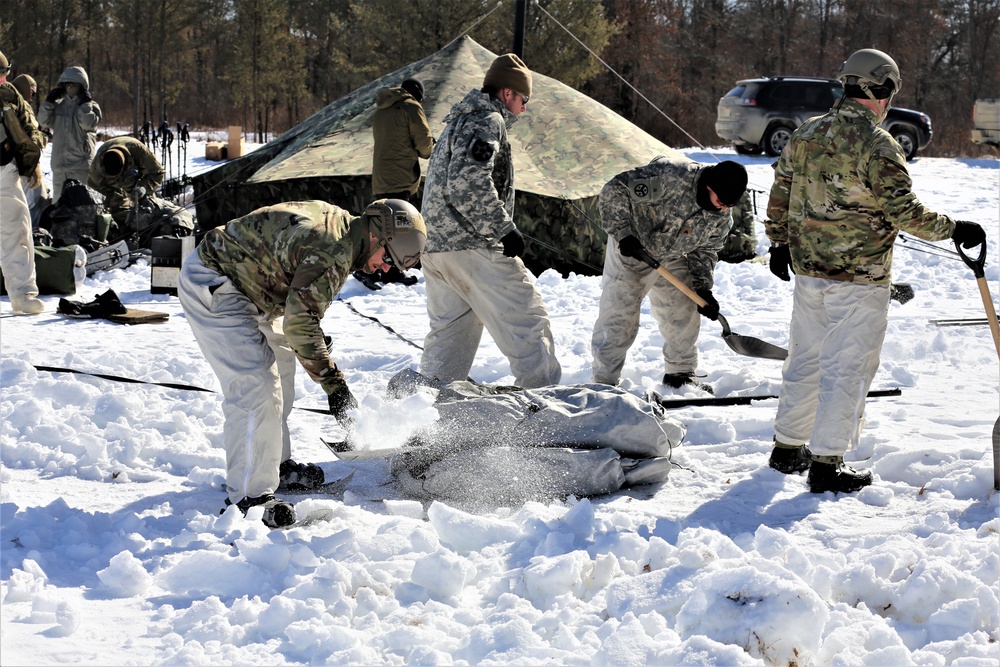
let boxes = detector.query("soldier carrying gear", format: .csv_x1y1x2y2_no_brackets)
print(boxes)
177,199,426,528
764,47,987,495
0,49,47,315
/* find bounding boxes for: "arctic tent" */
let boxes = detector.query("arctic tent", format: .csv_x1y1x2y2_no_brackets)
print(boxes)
191,35,684,276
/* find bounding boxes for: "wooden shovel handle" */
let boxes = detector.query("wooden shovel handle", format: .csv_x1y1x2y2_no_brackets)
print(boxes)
975,277,1000,360
634,247,707,307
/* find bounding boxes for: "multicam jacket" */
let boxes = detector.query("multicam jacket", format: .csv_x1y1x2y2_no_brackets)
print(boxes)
197,200,369,394
765,98,956,285
88,136,164,211
599,157,732,291
0,82,45,175
421,89,516,254
371,86,434,196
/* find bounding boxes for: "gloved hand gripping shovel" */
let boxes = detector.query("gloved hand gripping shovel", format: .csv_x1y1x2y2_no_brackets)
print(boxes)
635,247,788,361
954,239,1000,490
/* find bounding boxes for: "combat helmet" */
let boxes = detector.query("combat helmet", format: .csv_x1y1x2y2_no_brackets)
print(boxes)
837,48,901,104
365,199,426,270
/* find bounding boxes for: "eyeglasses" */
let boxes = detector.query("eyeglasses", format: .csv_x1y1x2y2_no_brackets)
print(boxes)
519,94,529,105
382,246,395,267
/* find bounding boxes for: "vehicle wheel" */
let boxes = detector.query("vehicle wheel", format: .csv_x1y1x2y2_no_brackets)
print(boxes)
891,128,917,160
734,143,763,156
763,125,793,157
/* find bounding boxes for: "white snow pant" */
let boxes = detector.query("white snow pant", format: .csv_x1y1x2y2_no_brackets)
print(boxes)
592,241,701,385
0,162,38,300
420,248,561,388
774,275,890,457
178,252,297,504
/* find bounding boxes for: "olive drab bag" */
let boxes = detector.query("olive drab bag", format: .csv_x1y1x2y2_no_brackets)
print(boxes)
0,83,42,176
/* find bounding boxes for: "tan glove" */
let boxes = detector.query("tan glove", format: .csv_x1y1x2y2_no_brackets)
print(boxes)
26,163,43,190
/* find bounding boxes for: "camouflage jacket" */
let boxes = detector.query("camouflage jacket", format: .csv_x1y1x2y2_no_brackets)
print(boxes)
599,157,732,291
765,99,955,285
718,190,757,263
88,136,164,210
422,89,516,254
371,87,434,196
197,201,369,394
0,82,46,174
36,92,102,172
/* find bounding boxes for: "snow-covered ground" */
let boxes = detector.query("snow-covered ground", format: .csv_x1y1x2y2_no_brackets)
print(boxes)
1,137,998,666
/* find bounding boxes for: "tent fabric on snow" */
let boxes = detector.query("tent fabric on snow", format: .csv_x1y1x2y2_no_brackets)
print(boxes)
192,36,685,276
381,369,685,506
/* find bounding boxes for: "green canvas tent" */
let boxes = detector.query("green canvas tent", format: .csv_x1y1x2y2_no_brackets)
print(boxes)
192,35,684,276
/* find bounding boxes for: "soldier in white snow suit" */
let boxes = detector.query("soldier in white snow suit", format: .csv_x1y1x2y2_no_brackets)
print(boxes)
37,66,102,202
418,54,561,388
592,158,747,394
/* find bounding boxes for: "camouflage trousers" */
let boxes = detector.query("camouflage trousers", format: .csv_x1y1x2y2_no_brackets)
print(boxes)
178,252,296,504
774,275,890,457
420,248,562,388
1,163,38,299
591,242,702,385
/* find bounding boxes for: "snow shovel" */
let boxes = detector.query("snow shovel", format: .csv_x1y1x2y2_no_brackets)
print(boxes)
954,239,1000,490
635,247,788,361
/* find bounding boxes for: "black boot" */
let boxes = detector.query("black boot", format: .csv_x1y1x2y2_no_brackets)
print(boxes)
278,459,325,490
663,372,714,395
224,494,296,528
808,458,872,494
768,443,811,474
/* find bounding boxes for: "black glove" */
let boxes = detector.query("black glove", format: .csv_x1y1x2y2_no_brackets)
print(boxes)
327,382,358,425
695,288,720,321
952,220,986,249
769,244,792,281
77,89,92,105
45,85,65,104
618,235,644,260
500,228,525,258
890,283,915,305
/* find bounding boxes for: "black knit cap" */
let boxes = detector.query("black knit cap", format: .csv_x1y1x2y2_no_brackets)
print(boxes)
401,78,424,102
699,160,748,207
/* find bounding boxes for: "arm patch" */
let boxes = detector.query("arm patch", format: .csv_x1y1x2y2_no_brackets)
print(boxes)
467,133,497,163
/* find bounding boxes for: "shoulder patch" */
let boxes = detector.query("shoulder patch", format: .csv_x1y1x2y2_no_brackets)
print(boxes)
468,137,495,163
626,178,662,203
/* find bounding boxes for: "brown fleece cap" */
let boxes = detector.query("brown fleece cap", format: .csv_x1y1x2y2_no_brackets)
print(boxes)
483,53,532,99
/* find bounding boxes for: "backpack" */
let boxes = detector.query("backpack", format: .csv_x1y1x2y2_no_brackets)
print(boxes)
0,83,42,176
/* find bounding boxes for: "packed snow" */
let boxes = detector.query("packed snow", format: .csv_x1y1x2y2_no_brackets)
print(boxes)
1,134,998,666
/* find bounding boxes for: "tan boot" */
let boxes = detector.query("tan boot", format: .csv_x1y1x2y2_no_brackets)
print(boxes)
11,296,44,315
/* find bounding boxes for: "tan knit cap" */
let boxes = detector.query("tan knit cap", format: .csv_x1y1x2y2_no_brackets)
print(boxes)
483,53,532,99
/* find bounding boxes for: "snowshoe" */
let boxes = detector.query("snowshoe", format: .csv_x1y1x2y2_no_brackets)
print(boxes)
768,443,812,474
278,459,325,491
662,372,714,395
808,459,872,494
85,239,130,275
224,494,296,528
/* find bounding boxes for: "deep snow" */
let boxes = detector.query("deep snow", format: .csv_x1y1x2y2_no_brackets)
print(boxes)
1,135,998,666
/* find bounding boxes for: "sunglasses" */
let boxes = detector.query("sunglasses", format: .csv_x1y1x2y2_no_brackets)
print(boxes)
382,246,395,267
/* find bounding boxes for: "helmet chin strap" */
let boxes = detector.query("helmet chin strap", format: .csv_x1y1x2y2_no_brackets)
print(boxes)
858,81,892,122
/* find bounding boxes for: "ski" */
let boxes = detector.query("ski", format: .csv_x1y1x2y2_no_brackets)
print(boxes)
652,387,901,409
929,318,988,327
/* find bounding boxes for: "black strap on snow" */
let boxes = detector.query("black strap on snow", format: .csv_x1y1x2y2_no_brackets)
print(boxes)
31,364,330,415
656,387,901,409
336,296,424,351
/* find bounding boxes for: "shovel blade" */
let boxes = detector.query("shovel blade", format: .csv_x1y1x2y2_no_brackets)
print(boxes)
722,331,788,360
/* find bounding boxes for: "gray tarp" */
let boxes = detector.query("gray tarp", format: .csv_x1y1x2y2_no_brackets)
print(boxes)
384,370,686,506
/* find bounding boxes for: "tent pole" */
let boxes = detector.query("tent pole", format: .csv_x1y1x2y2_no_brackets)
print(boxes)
513,0,526,57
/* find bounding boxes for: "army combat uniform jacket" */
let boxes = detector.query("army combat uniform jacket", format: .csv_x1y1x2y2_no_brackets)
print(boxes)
765,99,955,285
421,90,516,253
371,86,434,197
88,136,164,211
600,157,731,292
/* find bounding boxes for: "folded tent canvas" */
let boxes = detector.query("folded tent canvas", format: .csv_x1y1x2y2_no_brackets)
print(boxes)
191,35,685,276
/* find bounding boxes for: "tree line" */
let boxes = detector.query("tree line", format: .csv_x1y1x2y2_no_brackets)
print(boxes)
3,0,997,157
